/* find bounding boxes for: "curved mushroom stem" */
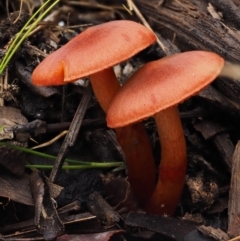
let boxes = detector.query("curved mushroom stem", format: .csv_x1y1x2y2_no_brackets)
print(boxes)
90,68,156,205
115,124,156,205
145,106,187,215
89,68,120,113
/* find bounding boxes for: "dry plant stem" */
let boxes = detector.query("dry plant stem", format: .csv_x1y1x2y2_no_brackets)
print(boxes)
129,0,167,54
90,68,156,205
145,106,187,215
49,86,92,183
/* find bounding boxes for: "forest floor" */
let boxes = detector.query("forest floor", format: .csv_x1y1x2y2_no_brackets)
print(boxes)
0,1,239,241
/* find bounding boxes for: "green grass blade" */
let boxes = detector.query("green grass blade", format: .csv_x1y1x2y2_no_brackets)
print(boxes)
0,0,60,74
26,163,124,169
0,142,123,167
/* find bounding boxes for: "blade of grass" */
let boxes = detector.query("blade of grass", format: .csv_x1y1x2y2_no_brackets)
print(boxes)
26,163,124,169
0,0,52,71
0,0,60,74
0,142,123,167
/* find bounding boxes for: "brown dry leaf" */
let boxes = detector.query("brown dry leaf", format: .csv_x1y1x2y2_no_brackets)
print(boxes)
104,178,138,213
0,106,28,141
0,146,27,176
56,230,124,241
0,172,33,205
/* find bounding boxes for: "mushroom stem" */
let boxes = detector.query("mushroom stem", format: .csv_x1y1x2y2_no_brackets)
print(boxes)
145,106,187,215
115,124,156,205
89,68,120,113
90,68,156,205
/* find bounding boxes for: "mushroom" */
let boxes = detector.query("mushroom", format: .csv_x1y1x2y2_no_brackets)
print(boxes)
32,20,157,205
107,51,224,215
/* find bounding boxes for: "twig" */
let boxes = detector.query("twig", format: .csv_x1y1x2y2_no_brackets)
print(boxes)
49,86,92,183
0,68,8,106
127,0,168,54
13,0,24,24
31,130,68,150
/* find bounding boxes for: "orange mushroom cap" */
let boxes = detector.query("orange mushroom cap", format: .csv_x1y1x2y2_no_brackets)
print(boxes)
107,51,224,128
32,20,156,86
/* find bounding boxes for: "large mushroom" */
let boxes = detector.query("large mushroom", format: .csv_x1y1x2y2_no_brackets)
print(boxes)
107,51,224,215
32,20,157,205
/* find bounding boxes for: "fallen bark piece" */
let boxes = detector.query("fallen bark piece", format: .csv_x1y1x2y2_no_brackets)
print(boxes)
125,212,215,241
208,0,240,27
86,191,121,226
228,141,240,238
137,0,240,104
193,119,235,170
198,225,230,241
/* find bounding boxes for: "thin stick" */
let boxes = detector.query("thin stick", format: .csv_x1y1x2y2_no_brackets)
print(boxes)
127,0,168,54
31,130,68,150
49,86,92,183
13,0,24,24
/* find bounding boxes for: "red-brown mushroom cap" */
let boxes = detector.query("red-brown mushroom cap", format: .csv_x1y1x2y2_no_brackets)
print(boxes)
107,51,224,128
32,20,156,86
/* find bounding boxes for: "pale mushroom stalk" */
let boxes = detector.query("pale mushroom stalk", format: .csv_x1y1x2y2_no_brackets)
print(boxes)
90,68,156,205
145,106,187,215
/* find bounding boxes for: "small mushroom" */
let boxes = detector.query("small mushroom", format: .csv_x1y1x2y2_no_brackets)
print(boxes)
32,20,156,112
107,51,224,215
32,20,157,205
